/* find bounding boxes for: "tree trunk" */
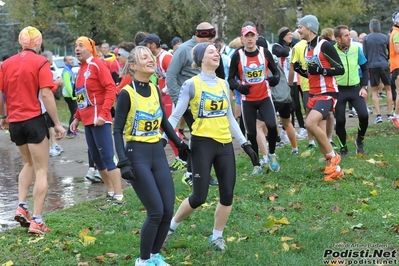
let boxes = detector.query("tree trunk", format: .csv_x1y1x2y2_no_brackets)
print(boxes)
296,0,304,25
212,0,220,38
221,0,227,40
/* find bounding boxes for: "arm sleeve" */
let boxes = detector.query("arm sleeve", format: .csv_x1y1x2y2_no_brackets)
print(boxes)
62,71,74,99
216,59,226,79
321,42,345,76
157,89,182,146
272,43,290,58
166,48,186,105
265,48,280,78
113,89,130,160
226,85,246,144
228,51,241,91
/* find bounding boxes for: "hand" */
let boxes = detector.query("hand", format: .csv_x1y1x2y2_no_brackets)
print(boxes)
70,118,79,133
241,141,259,166
54,124,66,140
117,157,136,180
267,76,279,87
94,116,105,126
176,141,190,162
161,138,167,147
359,87,368,99
293,61,302,72
236,84,251,95
0,117,9,130
307,64,324,75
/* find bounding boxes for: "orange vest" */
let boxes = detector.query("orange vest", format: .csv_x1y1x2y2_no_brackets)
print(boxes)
389,27,399,72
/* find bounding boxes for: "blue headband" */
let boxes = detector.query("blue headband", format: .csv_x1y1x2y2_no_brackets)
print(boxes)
118,48,129,58
193,42,211,68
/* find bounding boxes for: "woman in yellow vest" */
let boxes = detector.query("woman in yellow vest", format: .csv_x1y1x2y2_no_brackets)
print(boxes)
162,42,258,251
113,46,189,266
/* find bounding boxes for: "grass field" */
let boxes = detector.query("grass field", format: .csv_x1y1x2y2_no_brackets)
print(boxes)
1,119,399,265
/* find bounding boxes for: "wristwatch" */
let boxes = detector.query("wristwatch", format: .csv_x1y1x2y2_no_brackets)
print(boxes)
322,69,327,76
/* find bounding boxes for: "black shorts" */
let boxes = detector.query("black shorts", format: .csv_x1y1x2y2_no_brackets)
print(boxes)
9,114,50,146
369,67,390,87
303,91,310,110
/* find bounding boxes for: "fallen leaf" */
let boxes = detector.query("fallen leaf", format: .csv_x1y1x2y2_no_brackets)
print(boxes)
259,190,264,196
370,190,378,196
395,180,399,189
281,236,293,241
95,256,105,262
175,196,184,202
121,210,131,215
267,193,279,201
362,181,375,186
390,225,399,233
264,219,276,229
106,253,118,258
274,217,290,225
94,230,103,235
356,198,369,203
79,236,96,246
190,224,197,229
378,161,388,167
289,201,303,210
77,262,89,266
264,184,279,189
255,253,259,259
366,158,376,164
124,254,132,260
331,205,340,213
382,212,395,219
1,260,14,266
343,168,354,175
27,236,44,243
268,225,281,234
341,230,349,234
43,247,50,252
226,237,236,242
268,196,275,201
282,242,290,251
237,236,249,242
290,243,305,250
78,228,91,238
289,188,297,195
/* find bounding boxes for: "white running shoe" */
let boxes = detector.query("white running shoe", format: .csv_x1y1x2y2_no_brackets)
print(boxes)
49,146,61,157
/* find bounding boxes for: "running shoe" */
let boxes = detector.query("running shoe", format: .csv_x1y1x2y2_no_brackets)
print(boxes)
355,140,365,155
93,169,103,183
162,229,175,248
330,142,339,151
210,235,227,251
49,146,61,157
259,158,269,168
85,168,96,182
348,109,357,117
169,159,187,172
268,153,280,172
28,220,51,235
323,170,344,182
296,128,308,140
98,197,126,211
182,173,193,187
14,206,32,227
339,146,348,158
280,130,290,144
209,177,219,186
250,165,262,176
66,132,79,139
54,144,63,153
291,148,299,155
275,141,285,148
151,253,170,266
374,115,383,124
135,258,156,266
324,153,341,175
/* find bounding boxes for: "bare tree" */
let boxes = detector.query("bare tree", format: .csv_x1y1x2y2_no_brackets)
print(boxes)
296,0,304,25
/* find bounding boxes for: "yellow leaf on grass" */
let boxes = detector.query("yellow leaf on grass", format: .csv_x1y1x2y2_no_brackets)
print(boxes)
181,262,192,265
282,242,290,251
175,196,184,202
366,158,376,164
264,219,276,229
106,253,118,258
370,190,378,196
268,196,275,201
94,256,105,262
281,236,293,242
17,238,22,244
226,237,236,242
1,260,14,266
362,181,375,186
79,236,96,246
201,202,210,207
343,168,354,175
0,236,5,239
43,247,50,252
341,229,349,234
290,243,304,250
255,253,259,259
28,236,44,243
274,217,290,225
77,262,89,266
78,228,91,238
259,190,264,195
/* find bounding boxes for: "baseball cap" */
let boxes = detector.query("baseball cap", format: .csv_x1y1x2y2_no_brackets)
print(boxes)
139,34,161,46
171,37,182,47
241,25,258,36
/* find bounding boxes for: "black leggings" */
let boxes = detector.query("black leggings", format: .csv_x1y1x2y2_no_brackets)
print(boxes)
64,97,77,134
290,83,305,128
182,108,195,172
242,98,277,155
335,86,369,146
189,136,236,208
126,141,175,260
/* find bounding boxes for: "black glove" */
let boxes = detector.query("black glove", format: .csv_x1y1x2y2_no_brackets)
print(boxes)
161,138,167,147
267,76,279,87
176,141,190,162
307,64,324,75
236,84,251,95
293,62,308,78
117,157,136,180
241,141,259,166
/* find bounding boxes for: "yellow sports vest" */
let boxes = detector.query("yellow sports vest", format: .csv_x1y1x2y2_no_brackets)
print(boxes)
189,76,231,144
123,83,162,143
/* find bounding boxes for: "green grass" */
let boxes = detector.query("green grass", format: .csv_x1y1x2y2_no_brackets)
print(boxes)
2,111,399,265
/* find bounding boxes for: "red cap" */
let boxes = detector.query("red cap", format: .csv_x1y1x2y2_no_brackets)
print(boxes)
241,25,258,36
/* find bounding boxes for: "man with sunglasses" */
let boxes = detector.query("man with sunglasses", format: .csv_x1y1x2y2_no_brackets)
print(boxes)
166,22,224,187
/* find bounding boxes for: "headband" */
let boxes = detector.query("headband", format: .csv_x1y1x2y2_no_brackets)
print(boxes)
118,48,129,58
195,28,216,38
278,29,290,40
76,36,97,58
193,42,212,68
